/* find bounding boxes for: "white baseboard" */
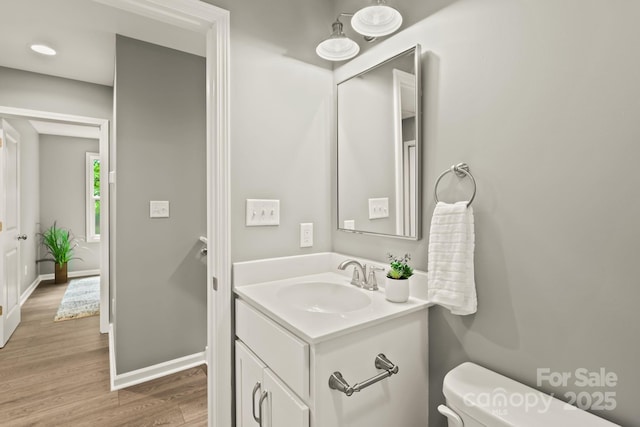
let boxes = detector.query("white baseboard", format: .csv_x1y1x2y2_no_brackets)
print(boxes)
20,276,42,306
39,269,101,281
109,333,205,391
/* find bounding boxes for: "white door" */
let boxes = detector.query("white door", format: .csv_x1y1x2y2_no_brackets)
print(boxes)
0,119,21,348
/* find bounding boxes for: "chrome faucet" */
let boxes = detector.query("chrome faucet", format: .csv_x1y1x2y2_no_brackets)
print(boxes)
337,259,383,291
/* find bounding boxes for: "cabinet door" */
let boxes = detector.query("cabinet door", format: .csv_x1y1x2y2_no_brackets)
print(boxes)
236,341,266,427
263,368,309,427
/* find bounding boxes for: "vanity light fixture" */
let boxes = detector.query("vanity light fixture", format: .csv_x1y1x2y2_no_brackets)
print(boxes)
30,43,57,56
351,0,403,37
316,19,360,61
316,0,402,61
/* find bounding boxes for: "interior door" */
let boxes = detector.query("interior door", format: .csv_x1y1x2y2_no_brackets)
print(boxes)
0,119,21,348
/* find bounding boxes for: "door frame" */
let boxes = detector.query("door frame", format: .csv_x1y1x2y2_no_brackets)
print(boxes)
392,67,418,238
95,1,232,426
0,107,110,335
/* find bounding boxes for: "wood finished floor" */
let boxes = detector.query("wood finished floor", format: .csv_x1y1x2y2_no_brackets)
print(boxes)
0,280,207,426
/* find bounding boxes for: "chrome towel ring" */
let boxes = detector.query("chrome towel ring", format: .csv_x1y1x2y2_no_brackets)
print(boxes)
434,163,477,207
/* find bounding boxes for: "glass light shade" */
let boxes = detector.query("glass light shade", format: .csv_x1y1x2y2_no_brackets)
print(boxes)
30,44,57,56
351,1,403,37
316,36,360,61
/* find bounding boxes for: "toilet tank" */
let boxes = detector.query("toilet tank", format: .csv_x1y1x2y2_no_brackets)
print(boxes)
440,362,619,427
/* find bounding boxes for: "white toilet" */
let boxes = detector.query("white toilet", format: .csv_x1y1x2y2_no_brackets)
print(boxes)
439,362,619,426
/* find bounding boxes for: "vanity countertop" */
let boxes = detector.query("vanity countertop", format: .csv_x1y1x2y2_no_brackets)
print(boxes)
234,272,430,344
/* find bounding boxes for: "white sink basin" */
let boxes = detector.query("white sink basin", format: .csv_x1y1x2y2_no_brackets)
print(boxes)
277,282,372,314
235,272,430,343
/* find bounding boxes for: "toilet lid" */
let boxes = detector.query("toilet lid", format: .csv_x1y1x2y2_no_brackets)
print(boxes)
443,363,619,427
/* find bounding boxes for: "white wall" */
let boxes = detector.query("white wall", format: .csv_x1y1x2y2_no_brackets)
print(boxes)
39,135,100,275
6,119,40,295
205,0,334,262
0,66,112,120
333,1,640,425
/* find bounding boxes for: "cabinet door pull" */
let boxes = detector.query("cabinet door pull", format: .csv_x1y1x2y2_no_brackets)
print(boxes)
258,390,269,427
251,382,262,424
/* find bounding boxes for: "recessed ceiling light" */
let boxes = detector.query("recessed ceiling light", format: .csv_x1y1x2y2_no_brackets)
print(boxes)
30,44,57,56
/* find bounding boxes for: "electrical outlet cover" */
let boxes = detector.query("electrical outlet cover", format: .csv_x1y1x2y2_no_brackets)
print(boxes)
150,200,170,218
300,223,313,247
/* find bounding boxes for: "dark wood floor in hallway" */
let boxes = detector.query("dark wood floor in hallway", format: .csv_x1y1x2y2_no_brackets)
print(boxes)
0,280,207,426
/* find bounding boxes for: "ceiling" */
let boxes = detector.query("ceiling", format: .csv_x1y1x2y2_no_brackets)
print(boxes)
0,0,205,87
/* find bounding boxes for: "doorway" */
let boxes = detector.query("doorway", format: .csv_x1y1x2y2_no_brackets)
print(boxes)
89,2,231,426
0,1,231,425
0,107,110,334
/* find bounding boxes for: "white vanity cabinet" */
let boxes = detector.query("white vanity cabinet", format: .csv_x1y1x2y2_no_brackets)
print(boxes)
235,298,429,427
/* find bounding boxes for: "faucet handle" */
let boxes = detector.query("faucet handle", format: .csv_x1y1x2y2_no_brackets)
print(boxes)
366,266,385,291
350,267,361,287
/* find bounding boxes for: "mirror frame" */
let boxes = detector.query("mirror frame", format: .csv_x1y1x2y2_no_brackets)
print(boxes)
336,44,422,240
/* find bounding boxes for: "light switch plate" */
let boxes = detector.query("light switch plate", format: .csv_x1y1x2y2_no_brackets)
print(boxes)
300,223,313,248
368,197,389,219
246,199,280,226
150,200,170,218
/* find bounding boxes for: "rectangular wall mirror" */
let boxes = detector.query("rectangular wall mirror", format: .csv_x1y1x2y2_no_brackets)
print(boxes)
337,45,422,239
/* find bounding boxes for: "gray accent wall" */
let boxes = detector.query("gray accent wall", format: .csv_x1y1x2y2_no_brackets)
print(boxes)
7,119,40,295
114,36,207,374
39,135,100,275
333,1,639,426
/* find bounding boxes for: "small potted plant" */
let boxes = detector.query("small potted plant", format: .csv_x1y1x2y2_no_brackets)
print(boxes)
385,253,413,302
38,222,80,284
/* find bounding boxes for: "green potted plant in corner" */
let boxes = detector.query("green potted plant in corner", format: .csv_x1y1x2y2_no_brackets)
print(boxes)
38,222,80,284
385,253,413,303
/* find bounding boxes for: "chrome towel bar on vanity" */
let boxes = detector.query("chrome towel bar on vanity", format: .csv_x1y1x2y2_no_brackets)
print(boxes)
328,354,399,396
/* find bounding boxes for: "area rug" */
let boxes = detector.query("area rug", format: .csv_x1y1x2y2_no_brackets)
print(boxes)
54,276,100,322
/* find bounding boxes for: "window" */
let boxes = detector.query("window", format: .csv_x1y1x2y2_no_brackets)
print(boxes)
86,152,100,242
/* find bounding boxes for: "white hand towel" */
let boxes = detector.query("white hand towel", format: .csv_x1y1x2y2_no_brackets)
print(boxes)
427,201,477,315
